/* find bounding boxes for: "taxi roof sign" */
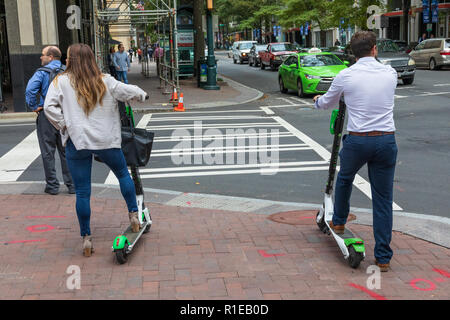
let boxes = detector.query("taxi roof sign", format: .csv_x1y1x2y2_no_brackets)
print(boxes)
308,47,322,53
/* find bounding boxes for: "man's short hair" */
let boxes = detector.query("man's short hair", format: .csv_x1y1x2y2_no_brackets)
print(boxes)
350,31,377,59
45,46,62,60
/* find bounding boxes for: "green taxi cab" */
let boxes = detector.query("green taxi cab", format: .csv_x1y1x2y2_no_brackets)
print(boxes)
278,49,349,97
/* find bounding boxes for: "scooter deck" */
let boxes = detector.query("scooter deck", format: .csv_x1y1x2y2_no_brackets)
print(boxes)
122,221,150,246
326,220,356,239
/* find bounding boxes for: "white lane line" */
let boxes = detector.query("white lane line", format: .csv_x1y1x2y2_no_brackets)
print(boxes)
433,84,450,87
154,132,294,142
147,123,283,130
148,115,265,122
0,130,41,182
415,91,450,97
153,143,307,153
151,109,265,115
150,146,312,157
139,160,329,173
136,113,152,129
265,104,311,108
394,94,408,99
0,123,35,127
260,107,274,115
395,86,416,90
139,166,331,179
277,97,296,105
272,116,403,211
289,96,312,105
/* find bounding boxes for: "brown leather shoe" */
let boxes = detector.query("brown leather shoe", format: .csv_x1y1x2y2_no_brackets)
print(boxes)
329,221,345,234
375,260,390,272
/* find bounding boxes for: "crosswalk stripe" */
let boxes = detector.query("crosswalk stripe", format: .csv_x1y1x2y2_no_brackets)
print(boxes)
0,130,40,182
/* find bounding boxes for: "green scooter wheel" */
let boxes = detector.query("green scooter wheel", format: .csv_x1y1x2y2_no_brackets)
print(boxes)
348,245,364,269
115,243,129,264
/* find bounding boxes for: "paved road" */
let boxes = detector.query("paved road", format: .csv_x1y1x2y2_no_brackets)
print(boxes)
0,52,449,219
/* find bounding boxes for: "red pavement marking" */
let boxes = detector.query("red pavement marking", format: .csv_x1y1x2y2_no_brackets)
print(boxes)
258,249,286,258
432,268,450,278
348,283,388,300
434,278,446,283
26,216,66,219
26,224,55,233
409,279,437,291
4,239,47,244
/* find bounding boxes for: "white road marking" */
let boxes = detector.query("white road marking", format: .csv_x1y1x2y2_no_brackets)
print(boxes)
138,160,329,173
415,91,450,97
277,97,296,105
272,116,403,211
264,104,309,108
146,123,283,130
153,143,308,154
148,115,265,122
0,130,41,182
136,113,152,129
151,109,265,115
433,84,450,87
260,107,274,115
154,131,294,142
150,146,312,157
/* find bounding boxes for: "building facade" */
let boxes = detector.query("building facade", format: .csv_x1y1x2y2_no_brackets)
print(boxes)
1,0,94,112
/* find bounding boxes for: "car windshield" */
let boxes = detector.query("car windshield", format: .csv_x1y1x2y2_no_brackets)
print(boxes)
300,54,343,67
445,39,450,48
256,45,266,51
272,43,296,52
377,40,400,53
239,43,254,49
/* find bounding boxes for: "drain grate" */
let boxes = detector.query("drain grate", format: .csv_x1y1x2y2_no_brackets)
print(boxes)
268,210,356,226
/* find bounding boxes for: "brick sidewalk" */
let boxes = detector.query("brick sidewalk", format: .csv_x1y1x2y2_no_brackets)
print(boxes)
0,193,449,300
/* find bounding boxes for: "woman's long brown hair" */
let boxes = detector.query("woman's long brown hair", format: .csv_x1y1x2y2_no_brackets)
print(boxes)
65,44,106,116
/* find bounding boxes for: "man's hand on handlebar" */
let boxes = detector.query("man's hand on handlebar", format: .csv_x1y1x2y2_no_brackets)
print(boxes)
313,95,322,103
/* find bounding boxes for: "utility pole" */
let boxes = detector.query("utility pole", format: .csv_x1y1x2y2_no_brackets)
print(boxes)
204,0,219,90
193,0,205,77
403,0,411,43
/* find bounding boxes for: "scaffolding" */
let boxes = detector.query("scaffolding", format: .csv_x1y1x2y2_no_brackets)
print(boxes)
93,0,179,96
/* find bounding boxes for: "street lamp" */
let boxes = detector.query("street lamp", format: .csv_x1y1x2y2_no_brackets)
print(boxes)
204,0,220,90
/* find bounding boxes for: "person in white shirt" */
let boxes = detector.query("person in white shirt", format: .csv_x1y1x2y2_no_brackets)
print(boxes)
44,43,147,257
313,31,398,272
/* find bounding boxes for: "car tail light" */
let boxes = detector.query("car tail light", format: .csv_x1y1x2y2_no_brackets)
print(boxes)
440,51,450,56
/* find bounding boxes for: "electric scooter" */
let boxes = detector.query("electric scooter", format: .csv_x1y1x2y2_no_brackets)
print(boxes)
112,100,153,264
315,97,365,268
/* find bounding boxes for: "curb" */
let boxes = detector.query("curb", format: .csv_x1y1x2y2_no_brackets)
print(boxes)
0,112,36,122
1,181,449,249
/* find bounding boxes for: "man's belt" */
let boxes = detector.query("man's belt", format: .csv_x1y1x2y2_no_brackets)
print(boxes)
349,131,395,136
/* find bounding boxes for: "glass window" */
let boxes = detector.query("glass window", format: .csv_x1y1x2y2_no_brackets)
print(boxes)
238,42,254,50
376,40,399,53
284,56,297,66
271,43,297,52
445,39,450,49
300,54,344,67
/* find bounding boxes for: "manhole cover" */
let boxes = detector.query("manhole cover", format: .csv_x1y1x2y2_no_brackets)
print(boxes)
268,210,356,226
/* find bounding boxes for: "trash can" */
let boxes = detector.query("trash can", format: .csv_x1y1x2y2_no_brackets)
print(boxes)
197,58,208,88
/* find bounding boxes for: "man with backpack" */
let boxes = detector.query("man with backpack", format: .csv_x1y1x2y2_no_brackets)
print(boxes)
25,46,74,195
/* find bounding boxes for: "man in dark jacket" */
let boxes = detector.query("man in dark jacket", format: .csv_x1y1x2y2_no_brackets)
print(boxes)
25,46,74,195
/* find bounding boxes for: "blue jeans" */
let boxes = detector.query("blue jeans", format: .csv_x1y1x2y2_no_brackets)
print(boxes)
65,139,138,236
333,134,398,264
116,71,128,84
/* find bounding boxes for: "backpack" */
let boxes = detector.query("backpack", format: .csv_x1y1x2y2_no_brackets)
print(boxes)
37,64,66,88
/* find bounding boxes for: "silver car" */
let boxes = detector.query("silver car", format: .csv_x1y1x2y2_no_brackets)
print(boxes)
232,41,257,64
409,38,450,70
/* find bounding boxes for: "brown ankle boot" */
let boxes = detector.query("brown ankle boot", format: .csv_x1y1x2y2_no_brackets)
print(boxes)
329,221,345,234
128,211,141,233
82,235,94,257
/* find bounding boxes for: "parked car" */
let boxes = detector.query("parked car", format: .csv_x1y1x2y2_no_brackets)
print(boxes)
259,42,298,70
323,46,356,66
393,40,408,52
232,41,257,64
409,38,450,70
278,49,348,97
248,44,267,67
343,39,416,84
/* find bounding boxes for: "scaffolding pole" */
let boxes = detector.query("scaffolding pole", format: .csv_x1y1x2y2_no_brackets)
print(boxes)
94,0,179,97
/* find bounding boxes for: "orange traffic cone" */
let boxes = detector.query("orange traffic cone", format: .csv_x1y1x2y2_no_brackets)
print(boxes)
169,88,178,103
174,93,185,112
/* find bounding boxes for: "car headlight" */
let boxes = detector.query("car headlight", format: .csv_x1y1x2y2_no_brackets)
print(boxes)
275,56,281,60
305,74,321,80
408,58,415,66
242,53,247,56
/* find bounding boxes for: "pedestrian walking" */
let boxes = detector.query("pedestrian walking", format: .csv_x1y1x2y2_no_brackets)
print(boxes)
107,47,117,79
154,44,164,77
43,43,148,257
25,46,74,195
113,43,131,84
138,48,143,63
148,45,154,62
418,33,427,43
313,31,398,272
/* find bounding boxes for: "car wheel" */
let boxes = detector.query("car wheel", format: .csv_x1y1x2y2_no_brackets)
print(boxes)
240,58,243,64
260,62,265,70
297,79,305,98
270,62,276,71
255,59,260,67
279,76,288,94
249,58,253,66
233,57,237,64
429,58,436,70
402,77,414,85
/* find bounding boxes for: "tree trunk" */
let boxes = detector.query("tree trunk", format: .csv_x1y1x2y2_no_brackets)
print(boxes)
403,0,410,43
194,0,205,76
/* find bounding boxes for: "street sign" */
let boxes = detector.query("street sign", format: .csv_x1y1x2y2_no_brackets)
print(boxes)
305,22,309,35
422,0,430,24
300,25,304,36
431,0,439,24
